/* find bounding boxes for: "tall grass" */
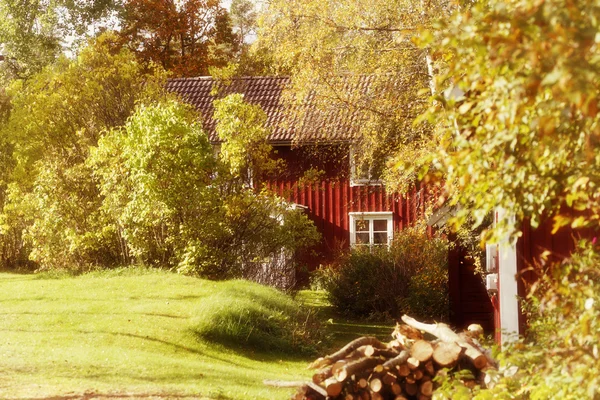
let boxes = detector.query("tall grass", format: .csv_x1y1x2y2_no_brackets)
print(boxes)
190,280,323,354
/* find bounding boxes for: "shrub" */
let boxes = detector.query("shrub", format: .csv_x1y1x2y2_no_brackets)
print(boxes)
190,280,324,354
318,226,449,321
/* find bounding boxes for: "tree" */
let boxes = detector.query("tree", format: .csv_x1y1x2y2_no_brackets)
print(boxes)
0,32,166,270
118,0,238,76
230,0,256,56
92,97,319,280
213,93,279,185
91,99,216,267
415,0,600,239
254,0,448,185
0,0,122,80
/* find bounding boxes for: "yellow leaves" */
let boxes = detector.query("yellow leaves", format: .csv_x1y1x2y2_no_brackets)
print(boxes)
458,101,473,114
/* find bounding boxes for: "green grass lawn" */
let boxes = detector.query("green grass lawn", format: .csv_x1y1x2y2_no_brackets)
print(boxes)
0,269,395,399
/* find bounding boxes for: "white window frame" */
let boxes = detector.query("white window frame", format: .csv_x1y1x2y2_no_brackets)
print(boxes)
349,212,393,247
349,146,383,187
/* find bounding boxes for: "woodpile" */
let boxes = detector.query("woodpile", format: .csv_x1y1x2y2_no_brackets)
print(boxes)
291,315,496,400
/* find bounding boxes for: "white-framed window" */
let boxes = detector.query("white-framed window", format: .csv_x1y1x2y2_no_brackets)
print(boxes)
349,212,393,247
349,146,383,186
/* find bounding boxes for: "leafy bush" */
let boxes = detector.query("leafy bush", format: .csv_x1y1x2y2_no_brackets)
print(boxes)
190,280,324,354
318,226,449,321
93,98,319,281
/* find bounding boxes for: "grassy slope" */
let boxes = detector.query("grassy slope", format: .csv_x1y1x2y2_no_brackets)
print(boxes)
0,270,314,399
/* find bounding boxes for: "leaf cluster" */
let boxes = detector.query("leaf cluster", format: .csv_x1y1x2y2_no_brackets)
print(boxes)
418,0,600,240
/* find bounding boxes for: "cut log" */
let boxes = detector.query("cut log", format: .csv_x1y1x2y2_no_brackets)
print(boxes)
306,381,328,398
401,315,490,369
309,337,386,369
393,322,423,345
331,360,348,377
433,342,463,368
373,348,402,359
370,377,383,393
397,363,411,377
407,357,420,370
404,382,418,396
312,366,333,384
371,393,383,400
356,344,376,357
420,380,434,396
358,377,368,389
334,357,381,382
391,382,403,395
324,376,343,397
412,369,424,381
383,371,398,385
424,360,435,376
382,350,410,370
411,340,434,362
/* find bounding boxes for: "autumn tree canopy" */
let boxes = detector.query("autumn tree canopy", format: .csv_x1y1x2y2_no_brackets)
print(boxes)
119,0,238,76
414,0,600,238
255,0,449,187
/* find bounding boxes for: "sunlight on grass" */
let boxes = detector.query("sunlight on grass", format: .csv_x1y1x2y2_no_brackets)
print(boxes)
0,271,313,399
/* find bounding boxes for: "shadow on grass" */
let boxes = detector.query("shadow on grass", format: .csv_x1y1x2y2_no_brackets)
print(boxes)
295,290,396,351
3,393,219,400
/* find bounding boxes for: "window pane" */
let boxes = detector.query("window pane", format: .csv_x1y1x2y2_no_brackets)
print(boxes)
374,232,388,244
355,232,370,244
355,220,369,231
373,219,388,231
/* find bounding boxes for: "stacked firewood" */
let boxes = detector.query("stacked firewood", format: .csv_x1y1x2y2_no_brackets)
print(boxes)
291,315,496,400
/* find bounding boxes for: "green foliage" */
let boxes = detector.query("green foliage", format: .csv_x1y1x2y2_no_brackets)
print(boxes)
0,0,121,79
91,99,215,267
191,279,324,354
255,0,440,182
0,33,166,271
416,0,600,239
213,93,279,184
490,241,600,399
318,226,449,321
92,96,319,280
431,241,600,400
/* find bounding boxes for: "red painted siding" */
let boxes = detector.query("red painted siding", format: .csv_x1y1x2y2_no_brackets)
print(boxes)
264,145,430,267
514,217,598,334
266,178,429,262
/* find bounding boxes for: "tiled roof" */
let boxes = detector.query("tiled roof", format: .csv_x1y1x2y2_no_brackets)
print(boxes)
166,76,371,143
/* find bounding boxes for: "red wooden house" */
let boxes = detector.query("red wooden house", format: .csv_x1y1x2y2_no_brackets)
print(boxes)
166,76,434,258
167,75,494,330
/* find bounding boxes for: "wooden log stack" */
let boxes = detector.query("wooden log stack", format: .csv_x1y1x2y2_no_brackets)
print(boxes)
291,315,496,400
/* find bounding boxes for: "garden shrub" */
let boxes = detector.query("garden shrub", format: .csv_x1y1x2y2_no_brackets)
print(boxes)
190,280,324,354
318,226,449,321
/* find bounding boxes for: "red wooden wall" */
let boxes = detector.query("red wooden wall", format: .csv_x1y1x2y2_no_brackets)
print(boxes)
264,145,431,268
514,218,598,334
